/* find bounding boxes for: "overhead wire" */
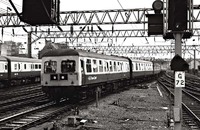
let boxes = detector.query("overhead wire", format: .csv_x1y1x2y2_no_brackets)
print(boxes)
116,0,149,45
0,0,23,40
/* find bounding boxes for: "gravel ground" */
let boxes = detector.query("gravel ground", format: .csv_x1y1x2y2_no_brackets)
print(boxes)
29,81,190,130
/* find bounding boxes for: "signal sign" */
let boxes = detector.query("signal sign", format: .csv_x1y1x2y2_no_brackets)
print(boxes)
175,71,185,87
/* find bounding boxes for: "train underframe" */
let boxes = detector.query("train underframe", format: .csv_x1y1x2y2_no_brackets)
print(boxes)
0,76,41,88
42,73,160,102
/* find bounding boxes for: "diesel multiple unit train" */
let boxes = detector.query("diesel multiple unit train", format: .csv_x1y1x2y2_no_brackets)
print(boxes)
41,49,161,101
0,56,41,87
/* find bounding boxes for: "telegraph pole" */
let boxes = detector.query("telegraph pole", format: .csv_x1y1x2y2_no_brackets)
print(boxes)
193,45,196,75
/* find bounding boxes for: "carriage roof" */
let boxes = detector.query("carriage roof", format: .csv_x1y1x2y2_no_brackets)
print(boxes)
0,56,41,63
42,49,130,61
131,59,152,64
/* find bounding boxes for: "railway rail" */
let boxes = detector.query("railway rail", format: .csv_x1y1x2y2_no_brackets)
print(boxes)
0,84,42,100
0,92,46,112
0,84,49,121
0,101,75,130
158,71,200,129
0,69,161,130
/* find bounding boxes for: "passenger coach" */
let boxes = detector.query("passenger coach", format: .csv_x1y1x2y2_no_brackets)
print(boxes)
0,56,41,87
41,49,161,101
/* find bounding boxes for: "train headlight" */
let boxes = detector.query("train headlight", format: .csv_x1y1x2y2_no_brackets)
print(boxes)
60,74,68,80
50,74,58,80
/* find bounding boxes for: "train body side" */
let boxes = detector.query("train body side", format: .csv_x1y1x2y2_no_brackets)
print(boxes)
0,56,41,87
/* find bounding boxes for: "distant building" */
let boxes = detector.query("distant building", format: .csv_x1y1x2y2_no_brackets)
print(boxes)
0,41,22,56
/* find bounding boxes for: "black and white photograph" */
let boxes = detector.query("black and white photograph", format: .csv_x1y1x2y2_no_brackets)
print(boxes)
0,0,199,129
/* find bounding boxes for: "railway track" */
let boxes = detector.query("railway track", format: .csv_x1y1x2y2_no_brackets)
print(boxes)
0,76,161,129
158,72,200,129
0,84,42,100
182,91,200,129
0,84,49,122
0,101,74,130
0,92,46,112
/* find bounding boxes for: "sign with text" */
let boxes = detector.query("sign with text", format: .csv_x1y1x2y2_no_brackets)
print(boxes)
175,71,185,87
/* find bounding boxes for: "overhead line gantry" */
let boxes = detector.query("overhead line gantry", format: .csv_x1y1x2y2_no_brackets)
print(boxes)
1,1,200,58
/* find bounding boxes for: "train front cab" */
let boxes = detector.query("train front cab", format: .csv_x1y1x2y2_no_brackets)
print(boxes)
41,56,82,100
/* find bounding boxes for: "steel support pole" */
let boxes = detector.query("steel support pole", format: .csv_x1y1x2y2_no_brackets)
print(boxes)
194,49,196,75
174,33,182,130
27,32,32,58
96,87,99,108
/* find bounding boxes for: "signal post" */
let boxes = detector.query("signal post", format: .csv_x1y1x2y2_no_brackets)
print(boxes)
148,0,192,130
174,33,183,130
167,0,192,129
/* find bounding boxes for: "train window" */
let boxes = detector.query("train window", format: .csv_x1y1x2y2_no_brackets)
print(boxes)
136,63,138,70
39,64,41,69
117,62,119,71
35,64,38,69
5,64,7,70
99,60,103,72
14,64,17,70
61,60,75,73
31,64,34,69
81,60,84,73
139,63,141,70
93,60,98,73
104,61,108,72
106,61,109,72
24,64,27,70
86,59,92,73
132,63,134,71
109,61,113,72
118,62,122,71
44,61,57,73
18,64,21,70
117,62,121,71
114,62,117,71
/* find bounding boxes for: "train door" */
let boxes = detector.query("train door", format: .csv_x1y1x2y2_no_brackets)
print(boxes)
80,59,86,85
